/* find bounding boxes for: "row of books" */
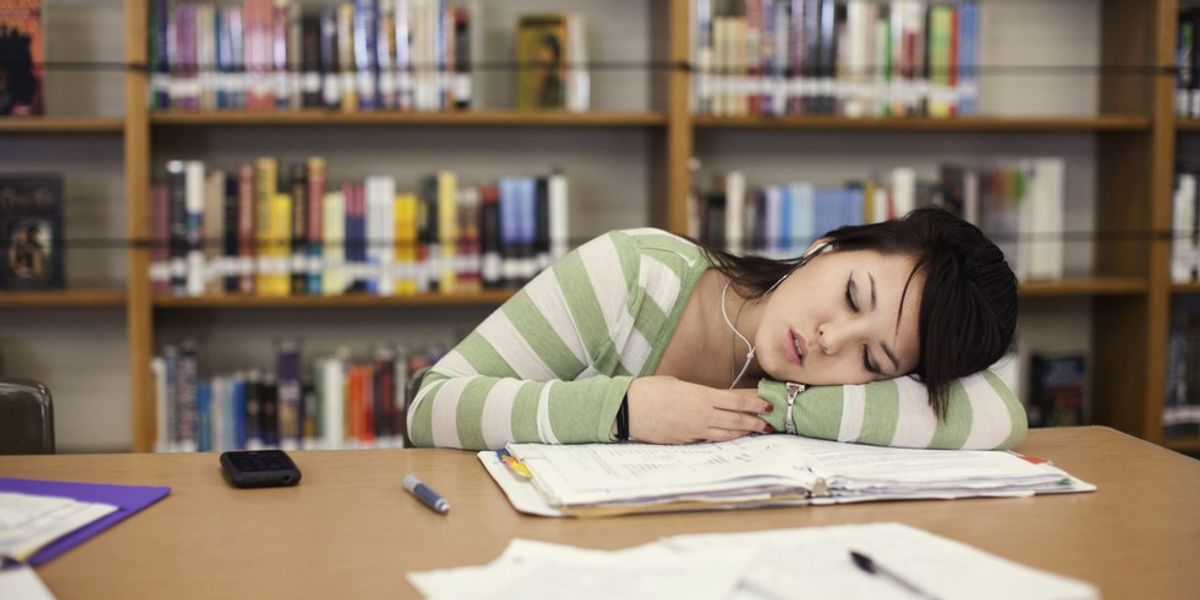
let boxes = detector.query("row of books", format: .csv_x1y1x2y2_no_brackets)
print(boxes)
1165,307,1200,439
692,158,1066,282
149,158,570,298
152,340,448,453
1172,170,1200,283
0,0,43,116
150,0,479,113
691,0,980,118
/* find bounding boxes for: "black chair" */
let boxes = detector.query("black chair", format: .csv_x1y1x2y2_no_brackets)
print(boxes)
0,377,55,454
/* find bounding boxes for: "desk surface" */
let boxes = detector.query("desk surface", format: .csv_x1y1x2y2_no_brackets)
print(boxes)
3,426,1198,599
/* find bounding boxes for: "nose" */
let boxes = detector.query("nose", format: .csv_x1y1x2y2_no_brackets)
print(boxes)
818,320,868,355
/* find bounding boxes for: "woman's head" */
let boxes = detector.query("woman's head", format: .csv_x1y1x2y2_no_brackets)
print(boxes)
705,207,1018,418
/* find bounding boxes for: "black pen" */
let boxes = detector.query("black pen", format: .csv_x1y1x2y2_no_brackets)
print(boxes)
849,549,939,600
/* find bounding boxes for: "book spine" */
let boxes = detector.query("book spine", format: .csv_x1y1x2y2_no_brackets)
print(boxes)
254,157,277,294
176,342,199,452
301,14,323,108
355,0,380,110
223,175,240,293
438,170,458,293
338,3,359,111
307,158,327,294
237,164,256,295
480,184,502,289
184,161,206,297
277,339,302,449
320,7,341,110
534,176,551,271
151,182,170,297
323,190,347,295
289,162,308,294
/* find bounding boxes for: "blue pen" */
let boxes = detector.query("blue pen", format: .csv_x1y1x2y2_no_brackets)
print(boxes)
403,474,450,514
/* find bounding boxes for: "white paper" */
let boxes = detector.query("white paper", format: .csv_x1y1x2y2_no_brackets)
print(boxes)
662,522,1098,600
0,493,118,562
0,565,56,600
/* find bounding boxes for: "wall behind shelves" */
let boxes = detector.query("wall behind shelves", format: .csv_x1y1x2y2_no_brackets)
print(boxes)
43,0,124,117
0,309,130,452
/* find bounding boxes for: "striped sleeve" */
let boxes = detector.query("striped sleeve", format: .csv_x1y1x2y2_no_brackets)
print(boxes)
407,232,641,450
756,368,1028,450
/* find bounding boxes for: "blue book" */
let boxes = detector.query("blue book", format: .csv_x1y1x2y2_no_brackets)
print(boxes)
499,178,520,285
196,381,211,453
232,377,246,450
778,185,794,257
518,177,538,280
957,2,979,115
354,0,380,110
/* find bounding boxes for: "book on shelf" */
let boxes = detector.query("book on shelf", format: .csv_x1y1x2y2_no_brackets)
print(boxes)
1028,352,1085,428
691,0,979,118
150,0,479,114
1172,169,1199,283
151,339,448,453
1164,306,1200,440
514,13,589,112
695,157,1065,282
0,0,44,116
1178,7,1200,119
0,173,63,290
149,157,570,298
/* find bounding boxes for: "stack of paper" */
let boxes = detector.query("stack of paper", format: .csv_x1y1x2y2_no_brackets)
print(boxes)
479,435,1094,517
0,491,117,563
407,523,1099,600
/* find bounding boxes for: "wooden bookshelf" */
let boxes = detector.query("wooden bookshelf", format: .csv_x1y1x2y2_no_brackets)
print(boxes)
1171,282,1200,293
0,289,126,308
1164,437,1200,453
95,0,1180,451
153,291,514,308
0,116,124,134
1018,278,1148,298
694,114,1152,132
150,110,667,128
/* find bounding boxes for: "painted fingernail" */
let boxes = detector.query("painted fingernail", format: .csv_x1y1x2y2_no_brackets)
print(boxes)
762,424,773,433
762,403,773,412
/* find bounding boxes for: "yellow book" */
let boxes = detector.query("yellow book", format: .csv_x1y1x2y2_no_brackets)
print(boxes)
322,191,346,296
437,171,458,294
395,193,418,296
254,157,278,295
264,192,293,297
337,3,358,112
863,180,876,225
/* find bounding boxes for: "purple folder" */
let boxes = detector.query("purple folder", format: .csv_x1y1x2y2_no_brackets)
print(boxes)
0,477,171,567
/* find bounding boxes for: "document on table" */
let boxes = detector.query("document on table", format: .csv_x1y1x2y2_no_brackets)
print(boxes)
484,434,1094,516
0,492,118,563
406,523,1099,600
0,565,56,600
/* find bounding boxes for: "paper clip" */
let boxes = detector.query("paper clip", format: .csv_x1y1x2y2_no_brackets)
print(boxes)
496,449,533,480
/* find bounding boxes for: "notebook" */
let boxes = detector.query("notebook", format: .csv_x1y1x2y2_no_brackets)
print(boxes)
0,478,170,567
479,434,1094,517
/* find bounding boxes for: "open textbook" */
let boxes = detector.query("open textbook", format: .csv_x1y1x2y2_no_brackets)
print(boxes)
478,434,1095,517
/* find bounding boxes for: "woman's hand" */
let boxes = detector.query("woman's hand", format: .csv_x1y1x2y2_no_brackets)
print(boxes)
623,376,775,444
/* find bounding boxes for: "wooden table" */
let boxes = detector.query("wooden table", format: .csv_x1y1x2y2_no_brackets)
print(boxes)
4,426,1197,599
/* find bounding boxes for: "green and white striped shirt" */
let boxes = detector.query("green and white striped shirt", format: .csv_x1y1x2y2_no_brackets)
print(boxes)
409,229,1027,451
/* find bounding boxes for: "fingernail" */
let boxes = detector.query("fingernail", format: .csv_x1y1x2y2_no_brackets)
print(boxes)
762,424,773,434
763,403,773,412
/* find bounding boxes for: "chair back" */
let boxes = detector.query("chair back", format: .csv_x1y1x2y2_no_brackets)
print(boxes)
0,377,55,454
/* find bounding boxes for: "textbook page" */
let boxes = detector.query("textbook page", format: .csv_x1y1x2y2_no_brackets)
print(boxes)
508,437,820,506
0,492,118,562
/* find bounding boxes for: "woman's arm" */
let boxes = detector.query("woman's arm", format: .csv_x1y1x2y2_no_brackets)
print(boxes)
408,232,641,450
756,369,1027,450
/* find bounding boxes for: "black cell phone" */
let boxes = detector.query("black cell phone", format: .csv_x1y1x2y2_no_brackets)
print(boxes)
219,450,302,489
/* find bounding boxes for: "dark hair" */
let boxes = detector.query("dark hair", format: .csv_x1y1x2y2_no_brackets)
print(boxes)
699,207,1018,419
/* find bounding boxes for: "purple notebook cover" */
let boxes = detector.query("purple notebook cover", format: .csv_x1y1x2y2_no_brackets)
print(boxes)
0,477,171,567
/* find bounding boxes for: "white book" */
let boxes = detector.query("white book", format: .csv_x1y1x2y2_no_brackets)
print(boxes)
963,169,981,226
566,14,590,113
1173,173,1197,283
151,357,168,454
1030,158,1065,281
724,171,746,254
319,354,345,449
378,177,397,295
790,182,814,249
890,167,916,218
185,161,206,298
394,0,414,110
549,173,570,262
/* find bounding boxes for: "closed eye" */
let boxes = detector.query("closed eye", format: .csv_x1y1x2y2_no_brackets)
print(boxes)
845,277,858,313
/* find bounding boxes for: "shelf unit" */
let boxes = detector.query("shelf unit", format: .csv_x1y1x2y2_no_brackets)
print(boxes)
0,289,126,308
0,0,1176,451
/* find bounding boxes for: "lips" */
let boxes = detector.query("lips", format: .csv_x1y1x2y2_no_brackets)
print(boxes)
786,329,807,366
